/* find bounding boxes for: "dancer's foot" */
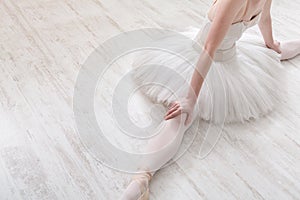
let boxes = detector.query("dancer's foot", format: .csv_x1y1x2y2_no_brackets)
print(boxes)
280,40,300,60
120,171,152,200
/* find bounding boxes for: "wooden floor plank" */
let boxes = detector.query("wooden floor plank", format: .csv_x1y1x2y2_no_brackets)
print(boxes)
0,0,299,199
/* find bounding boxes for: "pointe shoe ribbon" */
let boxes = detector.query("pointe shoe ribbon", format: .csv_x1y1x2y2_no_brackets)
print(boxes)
131,171,152,200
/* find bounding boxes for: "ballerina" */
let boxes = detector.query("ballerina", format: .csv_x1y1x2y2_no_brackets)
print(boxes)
120,0,300,199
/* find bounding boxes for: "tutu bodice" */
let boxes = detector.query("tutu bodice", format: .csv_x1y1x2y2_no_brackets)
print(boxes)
194,12,262,61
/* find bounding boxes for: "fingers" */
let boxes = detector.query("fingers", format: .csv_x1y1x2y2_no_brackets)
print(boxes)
266,43,272,49
164,109,181,120
274,41,281,53
165,101,180,117
167,104,178,113
168,101,178,109
168,102,175,109
165,104,179,116
165,109,193,126
165,106,179,119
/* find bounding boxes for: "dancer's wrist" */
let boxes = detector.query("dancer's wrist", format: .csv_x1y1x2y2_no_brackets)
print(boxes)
266,41,281,54
185,95,197,106
265,41,274,49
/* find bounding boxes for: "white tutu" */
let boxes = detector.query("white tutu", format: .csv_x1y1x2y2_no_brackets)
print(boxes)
131,14,286,124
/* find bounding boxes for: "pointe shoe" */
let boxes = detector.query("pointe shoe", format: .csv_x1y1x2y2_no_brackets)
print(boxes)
121,171,152,200
131,171,152,200
280,40,300,61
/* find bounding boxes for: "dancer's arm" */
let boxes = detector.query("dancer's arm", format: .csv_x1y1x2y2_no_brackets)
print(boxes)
259,0,300,60
258,0,281,53
165,0,246,124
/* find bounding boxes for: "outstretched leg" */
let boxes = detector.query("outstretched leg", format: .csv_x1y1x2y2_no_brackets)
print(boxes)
120,113,193,200
280,40,300,61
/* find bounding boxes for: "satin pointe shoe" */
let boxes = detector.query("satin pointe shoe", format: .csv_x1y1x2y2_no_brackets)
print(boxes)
120,171,153,200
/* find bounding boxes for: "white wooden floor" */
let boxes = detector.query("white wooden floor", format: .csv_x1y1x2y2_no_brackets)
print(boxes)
1,0,300,199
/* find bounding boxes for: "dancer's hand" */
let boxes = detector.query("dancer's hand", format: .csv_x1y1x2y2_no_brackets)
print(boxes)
164,97,196,126
266,40,281,54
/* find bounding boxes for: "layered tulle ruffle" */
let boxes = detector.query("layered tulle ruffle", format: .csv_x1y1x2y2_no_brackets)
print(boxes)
132,26,285,124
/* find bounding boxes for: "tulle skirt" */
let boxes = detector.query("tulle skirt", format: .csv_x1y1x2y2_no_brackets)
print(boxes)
131,26,286,124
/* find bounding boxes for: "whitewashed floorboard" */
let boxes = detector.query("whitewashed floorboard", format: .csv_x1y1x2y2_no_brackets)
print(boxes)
0,0,299,199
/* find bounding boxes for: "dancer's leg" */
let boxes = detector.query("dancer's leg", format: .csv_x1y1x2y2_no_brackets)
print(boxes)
120,113,193,200
280,40,300,61
142,113,191,176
